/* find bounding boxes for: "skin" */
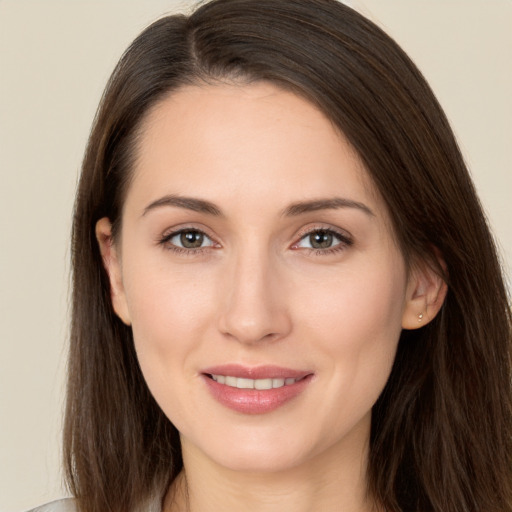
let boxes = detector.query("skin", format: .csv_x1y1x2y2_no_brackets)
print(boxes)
97,82,446,512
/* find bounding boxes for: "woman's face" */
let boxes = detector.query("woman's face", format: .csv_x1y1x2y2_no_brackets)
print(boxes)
99,82,422,473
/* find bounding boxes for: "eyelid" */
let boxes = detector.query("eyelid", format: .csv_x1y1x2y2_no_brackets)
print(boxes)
160,223,217,240
169,230,215,248
157,224,221,252
292,225,353,245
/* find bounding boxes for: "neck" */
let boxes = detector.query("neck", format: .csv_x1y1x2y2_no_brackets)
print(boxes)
164,417,381,512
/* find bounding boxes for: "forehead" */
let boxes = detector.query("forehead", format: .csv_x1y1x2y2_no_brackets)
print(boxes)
129,82,385,219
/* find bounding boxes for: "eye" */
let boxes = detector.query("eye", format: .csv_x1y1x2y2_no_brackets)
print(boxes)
162,229,216,250
300,230,336,249
293,228,352,252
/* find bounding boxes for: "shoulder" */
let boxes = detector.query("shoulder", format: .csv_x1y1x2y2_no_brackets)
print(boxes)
24,496,161,512
26,498,77,512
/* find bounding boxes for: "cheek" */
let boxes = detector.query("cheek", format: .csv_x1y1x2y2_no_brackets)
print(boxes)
300,256,405,334
122,258,219,394
297,254,407,392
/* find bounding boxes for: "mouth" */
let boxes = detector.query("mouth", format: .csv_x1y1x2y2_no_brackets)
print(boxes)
201,365,313,414
207,374,305,390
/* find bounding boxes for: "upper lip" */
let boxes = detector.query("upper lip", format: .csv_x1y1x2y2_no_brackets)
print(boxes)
202,364,312,380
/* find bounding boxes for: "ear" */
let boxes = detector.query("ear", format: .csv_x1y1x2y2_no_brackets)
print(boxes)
402,256,447,330
95,217,131,325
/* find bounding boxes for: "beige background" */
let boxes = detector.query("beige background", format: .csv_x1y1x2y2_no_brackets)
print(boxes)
0,1,510,510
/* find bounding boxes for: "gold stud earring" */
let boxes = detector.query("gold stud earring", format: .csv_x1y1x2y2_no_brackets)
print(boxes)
418,313,424,322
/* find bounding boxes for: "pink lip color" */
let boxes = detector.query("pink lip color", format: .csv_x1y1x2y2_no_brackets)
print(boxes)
201,364,313,415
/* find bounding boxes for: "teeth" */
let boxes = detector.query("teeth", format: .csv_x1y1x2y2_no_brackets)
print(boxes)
225,376,237,387
237,378,254,389
211,374,300,389
255,378,272,390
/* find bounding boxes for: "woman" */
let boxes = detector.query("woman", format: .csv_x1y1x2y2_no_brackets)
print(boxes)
32,0,512,511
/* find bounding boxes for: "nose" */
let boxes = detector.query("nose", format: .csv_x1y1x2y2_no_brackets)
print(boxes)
217,246,292,345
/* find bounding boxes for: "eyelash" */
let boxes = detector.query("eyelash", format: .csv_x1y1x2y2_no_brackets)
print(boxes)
291,227,353,256
158,227,217,256
157,226,353,256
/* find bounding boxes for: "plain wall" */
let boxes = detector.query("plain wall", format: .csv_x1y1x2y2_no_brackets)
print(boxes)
0,1,510,510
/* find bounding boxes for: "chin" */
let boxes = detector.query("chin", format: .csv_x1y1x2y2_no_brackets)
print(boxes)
184,422,323,474
210,444,308,473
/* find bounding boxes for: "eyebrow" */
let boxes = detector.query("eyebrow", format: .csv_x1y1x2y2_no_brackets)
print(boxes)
142,194,374,218
143,195,223,217
282,198,375,217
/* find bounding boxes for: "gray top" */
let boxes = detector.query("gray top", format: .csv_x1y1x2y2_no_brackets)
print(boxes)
26,499,77,512
27,497,161,512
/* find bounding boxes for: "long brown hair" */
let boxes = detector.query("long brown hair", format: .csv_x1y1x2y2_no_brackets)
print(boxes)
65,1,512,511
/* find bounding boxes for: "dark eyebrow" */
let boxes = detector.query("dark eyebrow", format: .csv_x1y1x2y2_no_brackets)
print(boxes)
282,197,374,217
142,195,373,218
142,195,223,217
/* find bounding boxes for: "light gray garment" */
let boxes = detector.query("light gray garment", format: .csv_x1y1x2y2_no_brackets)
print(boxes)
26,497,161,512
26,499,77,512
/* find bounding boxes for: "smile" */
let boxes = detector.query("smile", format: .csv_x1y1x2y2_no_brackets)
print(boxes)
202,365,313,414
210,375,301,389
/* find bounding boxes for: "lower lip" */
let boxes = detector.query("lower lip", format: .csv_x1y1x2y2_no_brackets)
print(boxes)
202,374,313,414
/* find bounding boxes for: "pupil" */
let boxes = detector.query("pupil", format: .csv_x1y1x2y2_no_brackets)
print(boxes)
310,231,333,249
181,231,204,248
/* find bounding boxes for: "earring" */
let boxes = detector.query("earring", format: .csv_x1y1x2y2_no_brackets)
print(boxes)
418,313,424,322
